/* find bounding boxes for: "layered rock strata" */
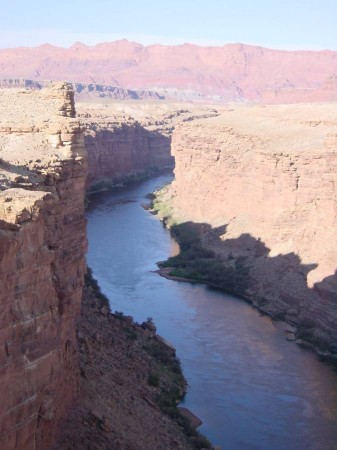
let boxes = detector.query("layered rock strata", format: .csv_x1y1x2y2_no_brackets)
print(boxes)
0,84,87,449
0,86,216,449
169,103,337,352
0,78,164,101
1,41,337,103
77,102,218,190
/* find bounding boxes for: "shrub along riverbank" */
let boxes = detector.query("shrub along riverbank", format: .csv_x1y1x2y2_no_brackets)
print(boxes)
57,267,213,449
152,185,249,296
152,184,337,358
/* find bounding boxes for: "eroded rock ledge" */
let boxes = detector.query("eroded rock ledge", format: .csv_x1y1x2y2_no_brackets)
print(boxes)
164,104,337,353
0,83,87,449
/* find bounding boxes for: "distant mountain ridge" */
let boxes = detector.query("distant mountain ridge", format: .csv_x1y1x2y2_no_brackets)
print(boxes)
0,78,164,100
1,40,337,103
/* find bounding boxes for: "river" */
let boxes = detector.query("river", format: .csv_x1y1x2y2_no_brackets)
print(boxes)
86,173,337,450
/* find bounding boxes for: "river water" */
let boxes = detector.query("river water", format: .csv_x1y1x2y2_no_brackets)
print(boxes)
86,174,337,450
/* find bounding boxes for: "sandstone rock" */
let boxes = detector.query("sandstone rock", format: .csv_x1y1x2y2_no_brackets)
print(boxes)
0,85,214,449
0,41,337,103
169,103,337,352
77,101,217,190
0,84,87,449
177,407,203,428
285,333,297,341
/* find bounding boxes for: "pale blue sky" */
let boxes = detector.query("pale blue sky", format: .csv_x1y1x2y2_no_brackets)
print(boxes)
1,0,336,50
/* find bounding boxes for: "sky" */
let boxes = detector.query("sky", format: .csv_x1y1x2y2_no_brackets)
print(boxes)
1,0,337,50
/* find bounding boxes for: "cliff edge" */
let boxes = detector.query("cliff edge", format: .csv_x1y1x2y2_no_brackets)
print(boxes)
166,103,337,352
0,86,214,450
0,83,87,449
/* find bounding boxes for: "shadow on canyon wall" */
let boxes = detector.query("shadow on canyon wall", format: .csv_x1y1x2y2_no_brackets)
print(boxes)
162,221,337,354
84,125,174,187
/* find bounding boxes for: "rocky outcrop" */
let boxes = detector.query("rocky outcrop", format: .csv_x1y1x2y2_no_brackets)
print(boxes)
1,41,337,103
77,102,218,190
55,272,208,450
0,83,87,449
168,103,337,352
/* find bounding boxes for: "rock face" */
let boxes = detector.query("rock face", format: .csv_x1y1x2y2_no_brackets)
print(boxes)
1,41,337,102
77,102,218,190
84,122,171,189
80,107,172,189
170,104,337,352
0,84,87,449
0,87,216,449
55,274,200,450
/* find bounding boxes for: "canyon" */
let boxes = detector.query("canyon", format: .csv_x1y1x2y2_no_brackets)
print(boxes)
1,41,337,102
77,101,217,190
1,79,337,449
0,85,212,449
165,103,337,352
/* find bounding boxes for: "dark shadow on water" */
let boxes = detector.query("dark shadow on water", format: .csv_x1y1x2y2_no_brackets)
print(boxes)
161,220,337,354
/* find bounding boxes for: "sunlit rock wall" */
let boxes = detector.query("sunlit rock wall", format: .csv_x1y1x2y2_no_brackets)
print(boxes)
0,84,87,449
170,104,337,351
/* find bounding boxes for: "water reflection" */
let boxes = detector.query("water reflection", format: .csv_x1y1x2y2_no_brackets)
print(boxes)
87,175,337,450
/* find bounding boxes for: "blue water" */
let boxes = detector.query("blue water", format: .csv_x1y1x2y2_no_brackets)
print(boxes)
87,174,337,450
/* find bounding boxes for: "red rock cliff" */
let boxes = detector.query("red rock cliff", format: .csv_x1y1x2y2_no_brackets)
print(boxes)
1,41,337,103
82,118,172,189
0,83,87,449
170,104,337,352
77,102,217,189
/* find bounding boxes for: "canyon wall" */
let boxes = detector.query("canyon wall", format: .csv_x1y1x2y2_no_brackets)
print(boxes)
170,104,337,352
0,84,87,449
80,110,172,190
0,87,217,449
78,102,218,190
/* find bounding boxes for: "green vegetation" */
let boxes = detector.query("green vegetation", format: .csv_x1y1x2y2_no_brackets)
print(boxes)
159,221,249,294
152,186,249,296
84,267,110,310
296,319,337,355
114,310,125,319
87,167,164,195
123,326,138,340
144,337,212,449
151,185,180,227
161,405,212,449
148,373,160,387
143,339,181,375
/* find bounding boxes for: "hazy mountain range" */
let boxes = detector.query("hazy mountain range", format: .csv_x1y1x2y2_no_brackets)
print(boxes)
1,40,337,103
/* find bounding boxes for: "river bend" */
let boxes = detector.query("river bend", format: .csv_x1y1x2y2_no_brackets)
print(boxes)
87,174,337,450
